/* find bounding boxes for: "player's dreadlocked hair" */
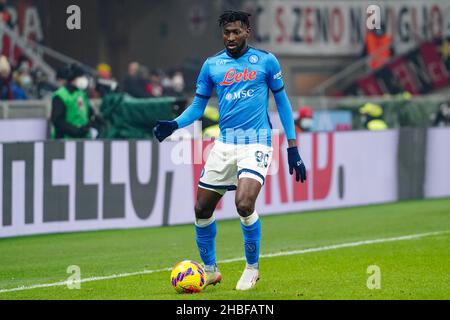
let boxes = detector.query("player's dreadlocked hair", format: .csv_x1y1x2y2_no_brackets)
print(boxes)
218,10,251,28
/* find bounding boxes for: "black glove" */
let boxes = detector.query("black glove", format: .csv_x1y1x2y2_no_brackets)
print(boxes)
287,147,307,183
153,120,178,142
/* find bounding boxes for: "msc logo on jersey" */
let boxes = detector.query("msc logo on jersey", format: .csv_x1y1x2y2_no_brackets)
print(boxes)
225,89,255,101
220,68,257,86
248,55,259,64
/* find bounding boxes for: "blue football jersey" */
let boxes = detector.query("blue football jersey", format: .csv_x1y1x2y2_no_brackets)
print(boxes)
196,47,285,146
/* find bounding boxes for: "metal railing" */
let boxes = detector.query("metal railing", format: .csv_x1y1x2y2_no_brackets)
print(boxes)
311,41,401,96
0,22,96,86
311,25,434,96
311,48,384,96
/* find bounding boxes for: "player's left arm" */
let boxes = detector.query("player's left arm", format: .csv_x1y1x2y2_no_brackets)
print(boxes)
267,54,307,183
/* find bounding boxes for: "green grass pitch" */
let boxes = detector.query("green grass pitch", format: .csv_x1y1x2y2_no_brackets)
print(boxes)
0,198,449,300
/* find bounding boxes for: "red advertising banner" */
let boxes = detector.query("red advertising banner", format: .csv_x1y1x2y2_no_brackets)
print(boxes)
350,39,450,95
356,74,385,96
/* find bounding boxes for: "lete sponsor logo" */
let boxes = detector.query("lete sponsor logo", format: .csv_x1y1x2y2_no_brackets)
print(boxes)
220,68,257,86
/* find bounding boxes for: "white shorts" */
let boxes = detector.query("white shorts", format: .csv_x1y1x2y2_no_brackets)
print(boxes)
199,140,273,195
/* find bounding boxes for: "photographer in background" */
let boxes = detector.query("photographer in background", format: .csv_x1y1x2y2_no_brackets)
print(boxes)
123,62,148,98
51,64,102,139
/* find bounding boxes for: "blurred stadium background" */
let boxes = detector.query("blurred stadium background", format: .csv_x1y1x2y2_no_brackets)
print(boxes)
0,0,449,300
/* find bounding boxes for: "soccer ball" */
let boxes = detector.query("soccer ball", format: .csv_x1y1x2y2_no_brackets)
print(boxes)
170,260,206,294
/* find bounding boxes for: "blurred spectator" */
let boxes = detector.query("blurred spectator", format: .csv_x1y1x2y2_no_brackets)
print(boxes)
295,106,314,132
95,62,118,97
97,63,112,79
0,0,12,27
0,55,27,100
14,54,30,72
363,23,394,70
163,69,186,97
161,69,172,90
95,79,118,98
123,61,148,98
146,69,164,97
56,65,70,87
14,59,34,97
33,68,58,99
0,0,14,59
51,64,102,139
433,102,450,127
359,102,388,130
171,70,185,94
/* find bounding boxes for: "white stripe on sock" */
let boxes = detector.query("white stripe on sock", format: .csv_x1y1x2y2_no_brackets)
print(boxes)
240,211,259,226
195,216,215,228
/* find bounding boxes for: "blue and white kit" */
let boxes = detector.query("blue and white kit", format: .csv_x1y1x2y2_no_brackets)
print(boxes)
175,46,296,193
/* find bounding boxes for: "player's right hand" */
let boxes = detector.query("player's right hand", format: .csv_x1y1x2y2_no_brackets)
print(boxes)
153,120,178,142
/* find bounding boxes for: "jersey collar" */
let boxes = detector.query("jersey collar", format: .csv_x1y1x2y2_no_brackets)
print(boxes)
225,45,250,60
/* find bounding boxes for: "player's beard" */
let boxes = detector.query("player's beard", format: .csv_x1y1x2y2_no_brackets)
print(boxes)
227,41,247,57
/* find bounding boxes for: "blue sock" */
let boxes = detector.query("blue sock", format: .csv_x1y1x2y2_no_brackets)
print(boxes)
195,221,217,267
241,218,261,266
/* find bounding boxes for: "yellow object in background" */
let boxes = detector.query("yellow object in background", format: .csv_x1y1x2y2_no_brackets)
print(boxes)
359,102,384,118
359,102,388,131
367,119,388,131
202,106,220,138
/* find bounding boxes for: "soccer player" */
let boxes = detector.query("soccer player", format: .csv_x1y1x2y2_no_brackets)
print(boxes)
154,11,307,291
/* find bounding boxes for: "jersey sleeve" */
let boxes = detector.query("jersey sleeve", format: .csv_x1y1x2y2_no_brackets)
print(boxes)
267,53,296,141
196,60,214,98
266,53,285,93
174,95,209,129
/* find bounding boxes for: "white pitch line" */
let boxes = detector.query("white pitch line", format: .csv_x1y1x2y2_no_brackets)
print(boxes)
0,230,448,294
0,267,173,294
